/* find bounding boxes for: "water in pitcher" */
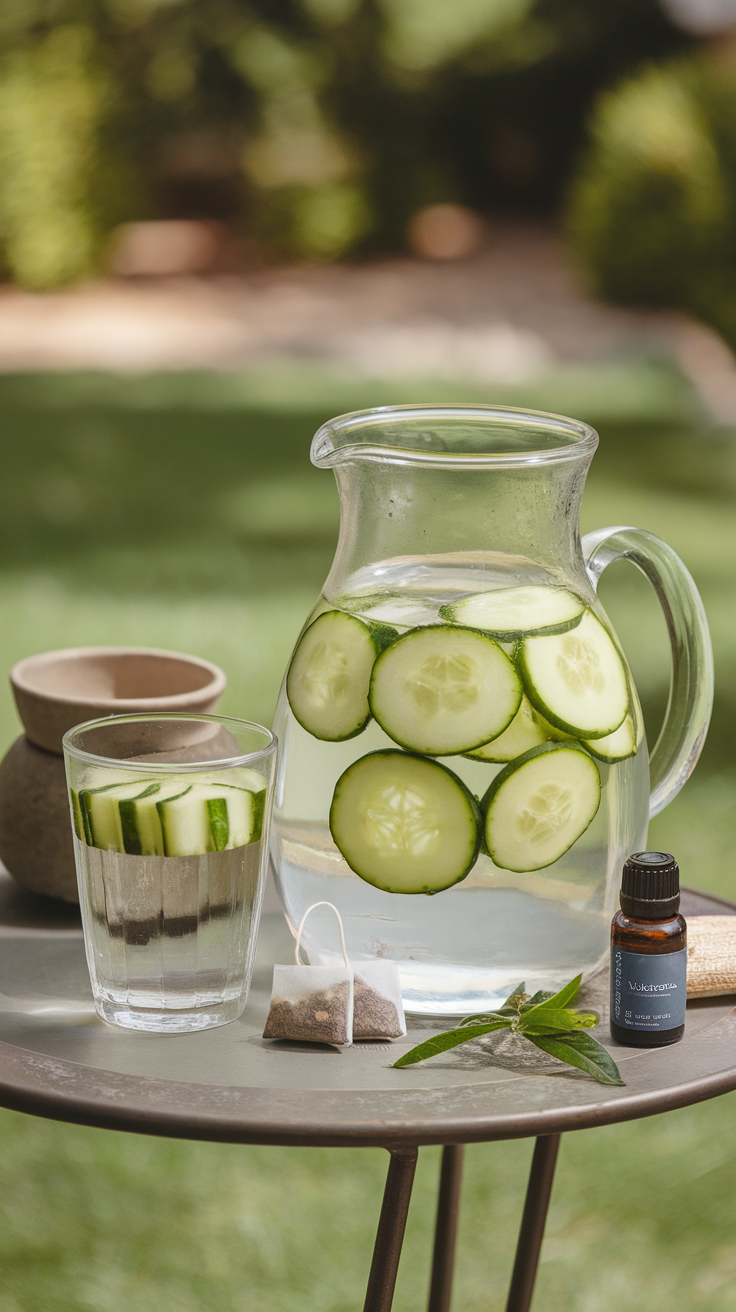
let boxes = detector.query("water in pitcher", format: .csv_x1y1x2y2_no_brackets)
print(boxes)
273,552,649,1015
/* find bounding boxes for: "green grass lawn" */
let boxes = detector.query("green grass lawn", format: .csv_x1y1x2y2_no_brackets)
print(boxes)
0,360,735,1310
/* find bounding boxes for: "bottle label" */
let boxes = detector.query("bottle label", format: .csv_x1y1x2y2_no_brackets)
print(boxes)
611,947,687,1032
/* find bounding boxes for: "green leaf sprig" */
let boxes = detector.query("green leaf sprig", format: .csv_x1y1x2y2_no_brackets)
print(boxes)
393,974,624,1086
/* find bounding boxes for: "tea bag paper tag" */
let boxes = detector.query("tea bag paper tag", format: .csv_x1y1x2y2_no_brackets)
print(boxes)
352,959,407,1040
262,902,354,1046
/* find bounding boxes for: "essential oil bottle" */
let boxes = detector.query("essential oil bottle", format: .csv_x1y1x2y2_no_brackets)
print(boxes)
610,851,687,1048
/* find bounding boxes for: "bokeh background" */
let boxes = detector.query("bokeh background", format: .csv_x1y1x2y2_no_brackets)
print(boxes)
1,2,736,1309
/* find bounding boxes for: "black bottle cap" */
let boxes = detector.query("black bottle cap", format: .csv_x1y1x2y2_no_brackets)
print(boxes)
620,851,680,919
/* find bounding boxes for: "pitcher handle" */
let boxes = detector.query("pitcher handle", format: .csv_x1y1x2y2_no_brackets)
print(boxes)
582,526,713,819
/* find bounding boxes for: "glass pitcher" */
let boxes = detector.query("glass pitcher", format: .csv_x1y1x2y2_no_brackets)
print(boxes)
271,405,713,1014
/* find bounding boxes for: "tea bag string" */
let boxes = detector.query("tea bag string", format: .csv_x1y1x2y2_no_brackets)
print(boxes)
295,902,350,968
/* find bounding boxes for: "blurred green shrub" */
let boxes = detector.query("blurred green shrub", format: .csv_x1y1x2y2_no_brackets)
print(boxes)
0,0,688,289
0,27,109,288
568,52,736,349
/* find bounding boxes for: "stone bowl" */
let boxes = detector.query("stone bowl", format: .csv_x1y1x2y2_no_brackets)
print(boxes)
0,647,227,902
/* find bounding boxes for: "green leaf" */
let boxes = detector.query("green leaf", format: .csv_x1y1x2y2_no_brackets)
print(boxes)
460,984,529,1026
392,973,618,1080
392,1021,509,1068
500,982,527,1009
523,973,582,1016
522,989,556,1009
526,1031,625,1086
459,1007,516,1028
518,1009,597,1034
458,1011,511,1027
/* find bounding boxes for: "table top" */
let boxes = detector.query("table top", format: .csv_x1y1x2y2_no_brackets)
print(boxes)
1,874,735,1149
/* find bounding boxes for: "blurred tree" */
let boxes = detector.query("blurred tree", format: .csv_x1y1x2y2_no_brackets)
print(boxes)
567,47,736,351
0,0,691,287
0,25,109,288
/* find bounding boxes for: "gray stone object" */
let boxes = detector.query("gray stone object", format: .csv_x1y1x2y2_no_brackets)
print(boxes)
0,646,226,902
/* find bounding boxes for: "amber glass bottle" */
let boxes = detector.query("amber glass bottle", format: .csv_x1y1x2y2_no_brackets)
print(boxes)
610,852,687,1048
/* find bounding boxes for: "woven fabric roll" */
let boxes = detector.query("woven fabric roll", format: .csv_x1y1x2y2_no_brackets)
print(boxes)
687,916,736,998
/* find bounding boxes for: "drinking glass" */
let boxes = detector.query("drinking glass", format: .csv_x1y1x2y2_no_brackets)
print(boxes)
63,713,277,1033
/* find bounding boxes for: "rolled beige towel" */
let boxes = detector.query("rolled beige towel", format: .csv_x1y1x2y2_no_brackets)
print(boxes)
687,916,736,998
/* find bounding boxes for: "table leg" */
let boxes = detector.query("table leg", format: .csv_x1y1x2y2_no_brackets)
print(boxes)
427,1144,464,1312
363,1146,419,1312
505,1133,561,1312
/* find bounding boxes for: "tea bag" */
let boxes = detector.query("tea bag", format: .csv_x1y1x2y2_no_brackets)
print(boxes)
263,902,354,1046
352,960,406,1040
348,960,404,1039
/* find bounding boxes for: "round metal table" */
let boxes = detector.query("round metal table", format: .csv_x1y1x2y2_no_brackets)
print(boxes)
1,874,735,1312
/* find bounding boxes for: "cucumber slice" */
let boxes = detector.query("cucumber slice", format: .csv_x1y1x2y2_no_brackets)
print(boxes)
336,591,441,628
531,711,576,743
79,777,264,856
157,786,205,856
440,586,585,638
118,781,191,855
464,696,549,763
287,610,397,741
369,624,521,755
517,609,629,739
482,743,601,873
70,789,90,843
157,782,263,856
80,780,157,852
329,750,481,894
216,782,266,846
581,715,637,763
193,767,266,795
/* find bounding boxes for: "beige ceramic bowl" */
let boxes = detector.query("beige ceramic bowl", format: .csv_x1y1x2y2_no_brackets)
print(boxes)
10,646,227,754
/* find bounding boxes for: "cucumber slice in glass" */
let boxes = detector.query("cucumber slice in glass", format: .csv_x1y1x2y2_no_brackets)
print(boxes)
440,586,585,638
517,609,629,738
218,783,265,846
79,776,264,856
329,749,481,894
369,624,521,755
287,609,397,741
157,783,263,857
118,781,191,855
70,789,90,843
581,714,637,763
464,696,549,763
80,780,158,852
482,742,601,873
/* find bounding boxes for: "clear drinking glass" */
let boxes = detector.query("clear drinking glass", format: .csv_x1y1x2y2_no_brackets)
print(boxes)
63,713,277,1033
